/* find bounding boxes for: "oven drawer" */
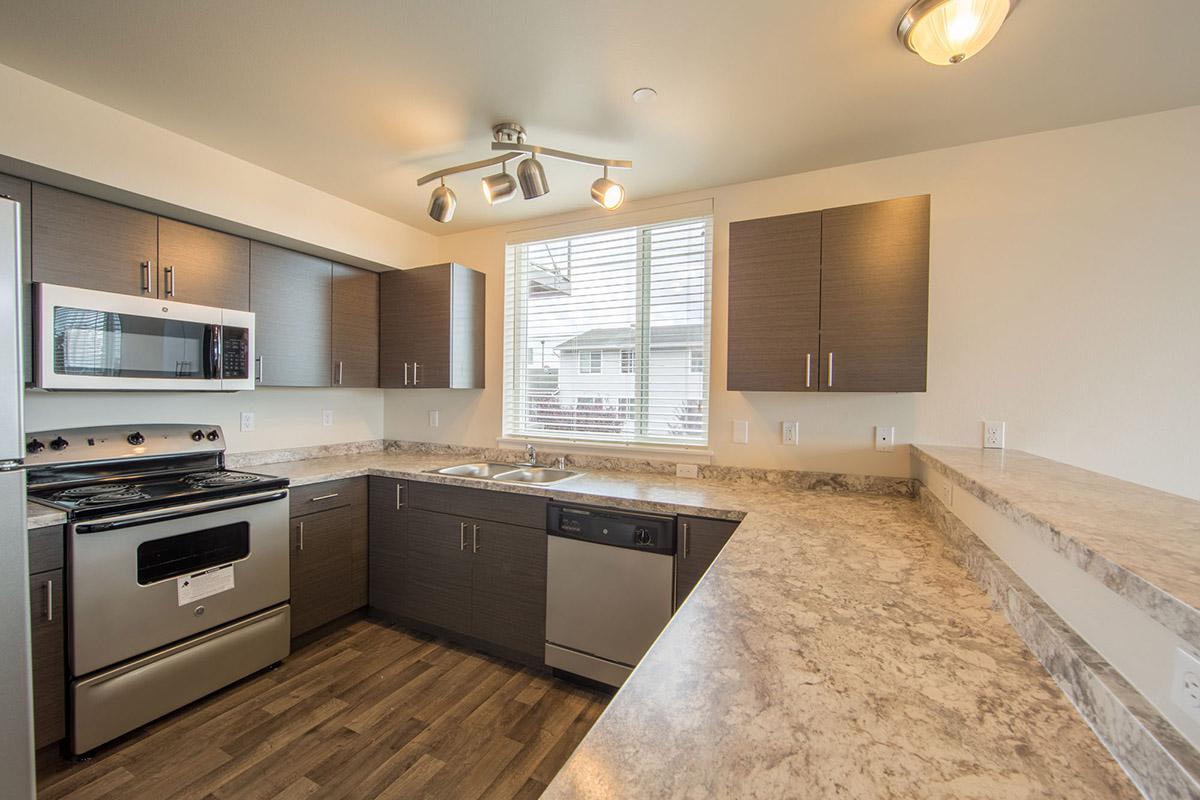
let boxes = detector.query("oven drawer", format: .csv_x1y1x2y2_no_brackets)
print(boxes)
69,490,290,676
290,477,366,516
71,603,289,754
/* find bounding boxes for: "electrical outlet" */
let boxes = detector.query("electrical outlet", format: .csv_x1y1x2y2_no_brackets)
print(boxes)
1172,649,1200,726
732,420,749,444
239,412,255,433
676,463,700,479
322,409,334,427
875,425,895,452
429,410,439,428
782,421,799,445
983,421,1006,449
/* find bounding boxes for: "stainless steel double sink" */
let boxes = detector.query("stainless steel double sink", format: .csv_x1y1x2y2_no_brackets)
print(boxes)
431,462,584,485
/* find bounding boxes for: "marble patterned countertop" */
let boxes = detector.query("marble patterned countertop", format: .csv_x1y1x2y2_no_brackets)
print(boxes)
27,500,65,529
238,449,1136,798
913,445,1200,652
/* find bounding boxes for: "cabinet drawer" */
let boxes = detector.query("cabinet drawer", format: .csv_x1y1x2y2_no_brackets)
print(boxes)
289,477,366,517
29,525,64,574
408,481,546,529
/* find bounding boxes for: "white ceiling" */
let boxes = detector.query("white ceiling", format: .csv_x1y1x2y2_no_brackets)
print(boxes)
1,0,1198,234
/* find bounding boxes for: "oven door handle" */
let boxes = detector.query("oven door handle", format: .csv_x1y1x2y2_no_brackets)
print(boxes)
74,489,289,533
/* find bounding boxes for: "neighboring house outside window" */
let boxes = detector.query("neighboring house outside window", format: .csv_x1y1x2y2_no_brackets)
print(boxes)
620,348,634,374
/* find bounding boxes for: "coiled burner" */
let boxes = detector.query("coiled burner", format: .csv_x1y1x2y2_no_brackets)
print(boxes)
55,484,134,498
183,471,259,488
73,488,151,507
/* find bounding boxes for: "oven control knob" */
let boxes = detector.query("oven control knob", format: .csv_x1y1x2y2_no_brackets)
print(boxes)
127,431,145,446
206,430,220,442
49,436,69,451
26,439,44,454
191,429,205,442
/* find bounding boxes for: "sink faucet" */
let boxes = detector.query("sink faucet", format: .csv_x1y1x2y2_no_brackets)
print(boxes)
524,443,538,466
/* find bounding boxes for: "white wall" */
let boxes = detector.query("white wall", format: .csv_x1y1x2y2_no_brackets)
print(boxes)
1,63,439,453
385,106,1200,500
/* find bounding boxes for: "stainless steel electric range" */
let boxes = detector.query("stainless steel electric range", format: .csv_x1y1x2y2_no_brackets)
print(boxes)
26,424,292,754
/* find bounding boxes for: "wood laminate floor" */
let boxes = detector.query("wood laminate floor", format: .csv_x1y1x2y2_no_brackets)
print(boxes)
36,618,610,800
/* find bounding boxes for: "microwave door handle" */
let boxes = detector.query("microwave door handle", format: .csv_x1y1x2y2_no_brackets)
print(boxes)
207,325,222,380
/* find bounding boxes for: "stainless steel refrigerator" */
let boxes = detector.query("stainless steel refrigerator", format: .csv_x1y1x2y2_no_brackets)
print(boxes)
0,195,36,798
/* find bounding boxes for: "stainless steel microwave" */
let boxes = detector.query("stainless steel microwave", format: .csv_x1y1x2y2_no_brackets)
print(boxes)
34,284,255,391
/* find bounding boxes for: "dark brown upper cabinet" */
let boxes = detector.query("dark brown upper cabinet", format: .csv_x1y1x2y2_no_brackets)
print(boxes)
332,263,379,387
819,195,929,392
31,184,159,297
250,241,332,387
380,262,484,389
727,211,821,392
157,218,250,310
726,194,929,393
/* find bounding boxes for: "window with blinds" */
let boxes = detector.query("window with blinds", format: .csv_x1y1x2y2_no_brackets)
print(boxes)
503,214,713,447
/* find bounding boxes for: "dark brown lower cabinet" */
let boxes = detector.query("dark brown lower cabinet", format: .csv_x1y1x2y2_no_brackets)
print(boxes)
30,568,65,749
674,516,740,608
289,480,368,638
398,502,547,662
368,477,406,617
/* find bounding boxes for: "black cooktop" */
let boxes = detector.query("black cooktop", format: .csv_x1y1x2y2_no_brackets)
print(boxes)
28,469,290,520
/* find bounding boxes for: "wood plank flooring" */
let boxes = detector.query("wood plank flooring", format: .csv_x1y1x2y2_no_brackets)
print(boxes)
36,618,610,800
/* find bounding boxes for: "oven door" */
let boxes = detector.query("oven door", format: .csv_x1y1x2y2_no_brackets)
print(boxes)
35,283,227,391
68,488,290,676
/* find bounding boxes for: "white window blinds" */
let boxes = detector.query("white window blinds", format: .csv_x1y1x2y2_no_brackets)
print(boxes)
503,213,713,447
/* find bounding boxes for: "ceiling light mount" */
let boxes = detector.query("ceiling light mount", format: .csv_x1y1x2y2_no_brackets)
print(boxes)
416,123,631,222
898,0,1017,66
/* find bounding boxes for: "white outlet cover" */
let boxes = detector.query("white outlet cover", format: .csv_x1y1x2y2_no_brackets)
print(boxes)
875,425,895,452
322,409,334,427
732,420,749,444
239,412,255,433
782,421,799,446
429,410,439,428
676,463,700,479
1173,649,1200,726
983,421,1006,449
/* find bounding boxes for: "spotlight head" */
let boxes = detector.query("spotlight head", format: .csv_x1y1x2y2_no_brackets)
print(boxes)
428,180,456,223
481,163,518,205
517,156,549,199
590,176,625,211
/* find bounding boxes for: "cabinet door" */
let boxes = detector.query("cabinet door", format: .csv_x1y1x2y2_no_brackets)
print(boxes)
250,241,332,387
332,263,379,387
31,184,158,297
402,509,472,634
380,264,451,388
157,217,250,309
290,506,356,637
368,477,406,616
0,174,33,381
674,516,739,608
449,264,485,389
819,195,929,392
727,212,821,391
30,569,65,749
470,519,546,658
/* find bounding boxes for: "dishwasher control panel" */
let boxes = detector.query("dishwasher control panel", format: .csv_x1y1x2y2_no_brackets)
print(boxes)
547,503,677,555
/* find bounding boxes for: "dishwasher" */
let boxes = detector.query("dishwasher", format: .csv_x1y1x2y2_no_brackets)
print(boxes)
545,502,676,687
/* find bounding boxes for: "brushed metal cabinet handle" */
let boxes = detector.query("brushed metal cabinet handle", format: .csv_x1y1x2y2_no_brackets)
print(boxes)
297,521,304,551
165,265,175,298
413,363,421,385
255,355,264,383
828,352,834,388
472,524,479,554
681,522,689,559
459,521,467,551
805,353,811,388
403,362,410,387
395,482,404,510
140,260,152,294
309,493,340,502
336,360,343,385
45,579,53,622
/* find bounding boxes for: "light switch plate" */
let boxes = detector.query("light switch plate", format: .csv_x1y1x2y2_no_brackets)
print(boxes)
875,425,895,452
782,421,799,446
322,409,334,427
429,410,439,428
676,463,700,479
239,412,255,433
983,421,1006,449
732,420,749,444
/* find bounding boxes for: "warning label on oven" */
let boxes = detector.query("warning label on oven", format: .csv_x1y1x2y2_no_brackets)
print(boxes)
177,564,235,606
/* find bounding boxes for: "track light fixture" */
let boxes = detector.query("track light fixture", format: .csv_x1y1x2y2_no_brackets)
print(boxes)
517,154,549,200
481,161,518,205
416,123,631,223
590,166,625,211
427,177,456,223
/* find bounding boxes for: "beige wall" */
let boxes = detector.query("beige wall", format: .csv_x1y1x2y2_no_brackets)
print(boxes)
385,106,1200,500
2,63,439,452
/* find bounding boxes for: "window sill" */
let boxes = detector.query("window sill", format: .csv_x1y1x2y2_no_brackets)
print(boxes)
496,436,714,464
